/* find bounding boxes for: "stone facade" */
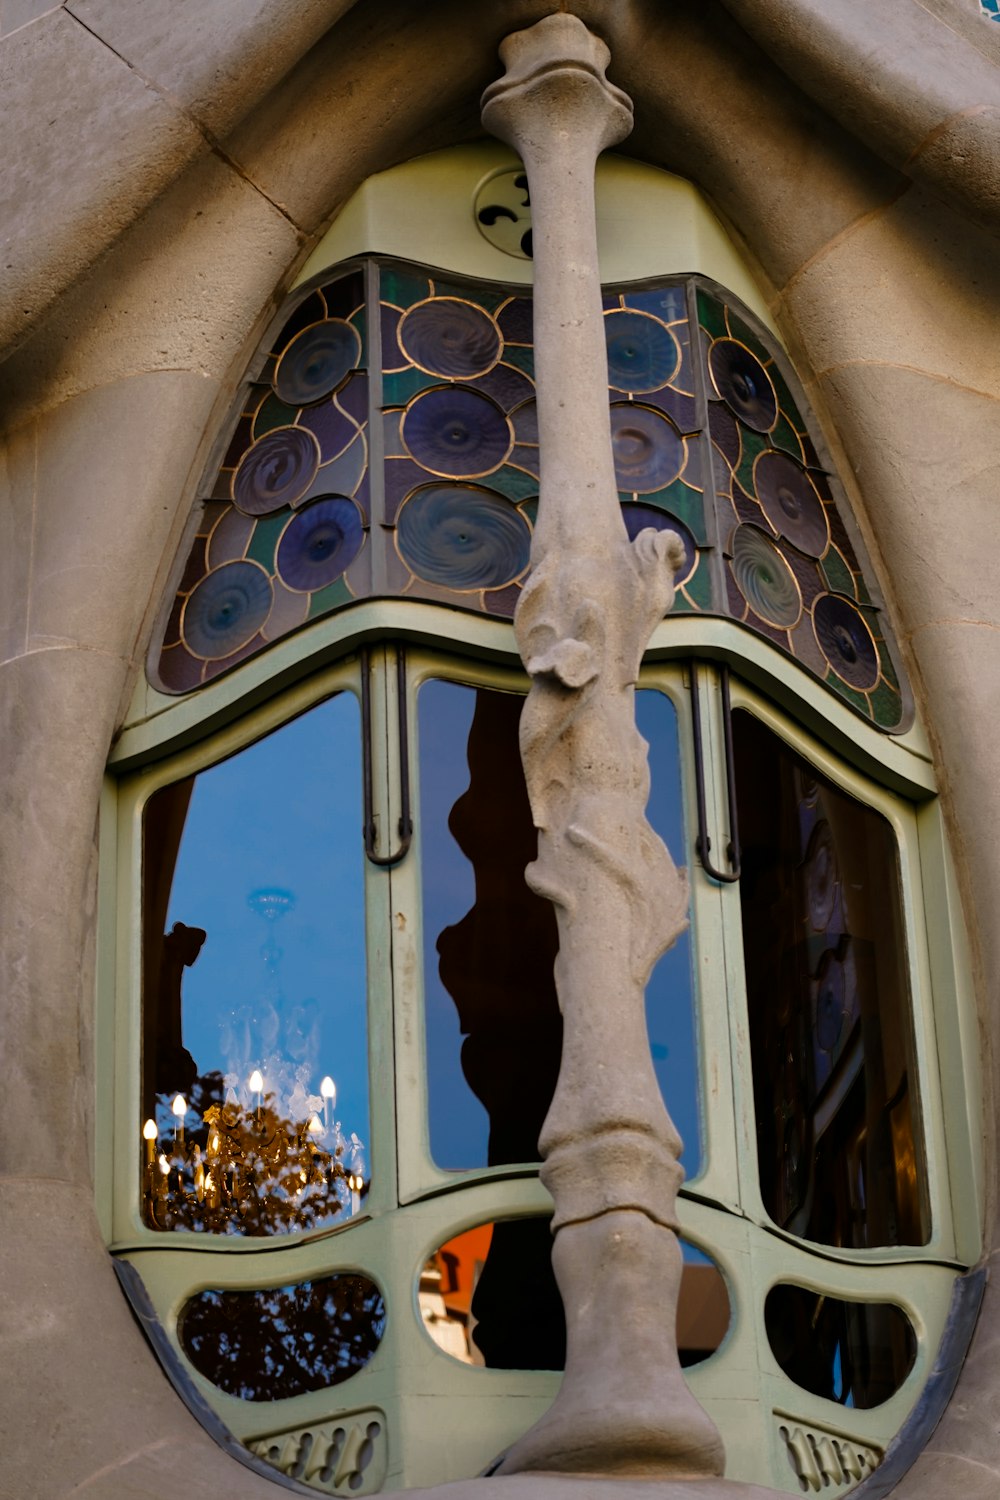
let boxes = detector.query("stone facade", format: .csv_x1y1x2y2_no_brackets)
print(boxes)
2,3,999,1497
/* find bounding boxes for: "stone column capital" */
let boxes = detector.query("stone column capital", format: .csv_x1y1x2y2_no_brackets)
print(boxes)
481,13,632,165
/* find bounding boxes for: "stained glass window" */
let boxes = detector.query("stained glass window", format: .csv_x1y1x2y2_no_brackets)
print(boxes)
150,262,911,733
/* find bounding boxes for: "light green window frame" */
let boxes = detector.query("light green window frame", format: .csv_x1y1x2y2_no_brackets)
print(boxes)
95,142,981,1496
98,589,981,1495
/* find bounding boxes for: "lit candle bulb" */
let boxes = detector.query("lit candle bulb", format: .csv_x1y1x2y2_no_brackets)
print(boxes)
308,1113,324,1138
171,1093,187,1146
320,1075,336,1131
193,1147,205,1202
350,1173,361,1217
142,1117,157,1168
248,1070,264,1124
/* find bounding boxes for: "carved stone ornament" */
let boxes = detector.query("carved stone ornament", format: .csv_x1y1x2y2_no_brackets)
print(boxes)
481,14,725,1480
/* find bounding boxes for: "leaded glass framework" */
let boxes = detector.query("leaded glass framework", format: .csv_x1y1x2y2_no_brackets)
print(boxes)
150,261,911,733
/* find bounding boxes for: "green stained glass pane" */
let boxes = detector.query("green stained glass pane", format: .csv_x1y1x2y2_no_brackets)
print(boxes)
825,669,871,717
870,678,903,729
725,311,770,368
382,368,438,406
253,393,300,439
877,638,900,691
491,464,538,503
456,284,508,314
696,290,727,340
380,266,432,308
348,307,368,369
821,546,856,597
770,413,804,462
519,499,538,526
245,511,288,572
631,480,707,544
502,344,535,378
735,428,769,495
855,571,874,607
308,576,354,617
767,363,807,432
682,553,713,610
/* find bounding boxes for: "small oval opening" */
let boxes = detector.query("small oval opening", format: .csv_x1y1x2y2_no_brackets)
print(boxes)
419,1221,729,1371
179,1272,385,1401
766,1284,916,1408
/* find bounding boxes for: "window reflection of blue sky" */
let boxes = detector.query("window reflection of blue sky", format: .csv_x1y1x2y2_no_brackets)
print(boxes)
420,681,700,1176
163,695,369,1161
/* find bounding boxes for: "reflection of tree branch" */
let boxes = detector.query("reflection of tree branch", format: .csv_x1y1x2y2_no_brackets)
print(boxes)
179,1276,386,1402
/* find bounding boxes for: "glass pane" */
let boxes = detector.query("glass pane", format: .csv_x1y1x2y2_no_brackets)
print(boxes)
419,681,699,1176
637,689,701,1176
419,680,561,1172
733,709,930,1247
765,1284,916,1408
179,1273,385,1400
418,1220,725,1372
141,694,368,1235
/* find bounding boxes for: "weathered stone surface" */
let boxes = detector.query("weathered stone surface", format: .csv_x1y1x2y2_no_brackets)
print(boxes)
719,0,1000,230
24,372,218,660
0,418,35,666
817,367,1000,636
0,647,126,1182
0,1180,286,1498
781,189,1000,400
617,0,905,299
1,0,61,37
0,153,298,430
68,0,360,137
0,7,205,358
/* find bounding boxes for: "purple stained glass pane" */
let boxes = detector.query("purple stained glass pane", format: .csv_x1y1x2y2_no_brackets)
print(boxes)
610,404,685,493
471,362,535,410
709,339,778,432
605,309,680,394
276,497,364,593
182,561,273,660
403,387,511,479
274,319,360,406
755,450,829,558
298,401,360,466
232,427,320,516
396,484,530,590
399,297,501,380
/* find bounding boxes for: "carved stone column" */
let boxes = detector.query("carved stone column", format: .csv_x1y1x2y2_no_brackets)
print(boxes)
481,15,726,1479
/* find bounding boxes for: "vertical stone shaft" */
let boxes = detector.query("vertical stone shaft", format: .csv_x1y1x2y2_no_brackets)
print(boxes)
482,15,725,1479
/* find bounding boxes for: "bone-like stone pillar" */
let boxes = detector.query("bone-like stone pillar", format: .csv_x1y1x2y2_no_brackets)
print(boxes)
481,14,726,1480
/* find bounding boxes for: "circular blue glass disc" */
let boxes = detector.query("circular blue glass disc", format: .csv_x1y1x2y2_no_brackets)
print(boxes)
398,297,502,380
403,386,511,478
610,404,685,492
396,484,530,590
232,426,321,515
276,496,364,592
754,450,829,558
709,339,778,432
605,310,680,394
183,560,273,660
621,505,697,585
812,593,879,690
274,319,361,406
731,525,801,628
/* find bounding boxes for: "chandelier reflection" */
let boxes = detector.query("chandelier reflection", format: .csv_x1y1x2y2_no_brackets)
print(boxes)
142,882,367,1235
141,1077,367,1235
